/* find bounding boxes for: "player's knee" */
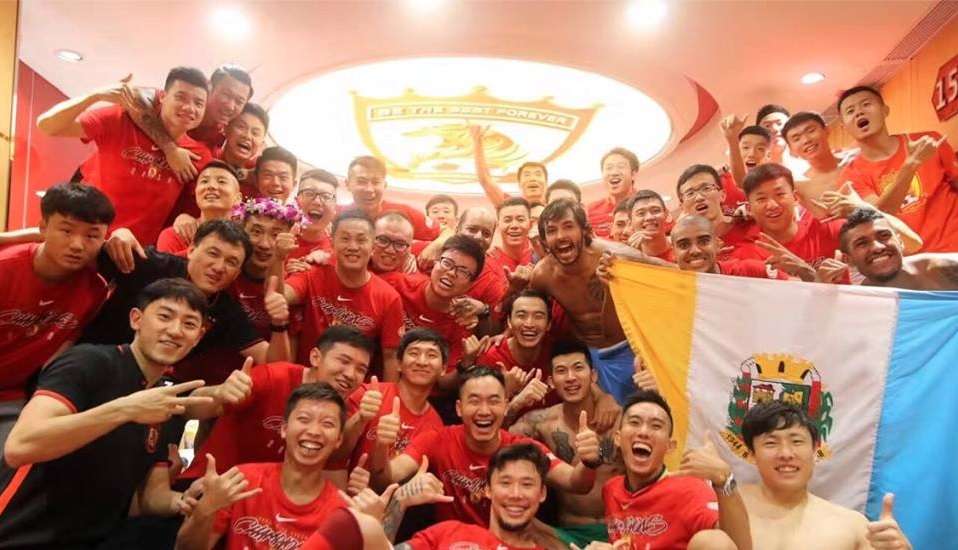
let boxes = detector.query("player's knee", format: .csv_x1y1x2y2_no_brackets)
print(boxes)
688,529,737,550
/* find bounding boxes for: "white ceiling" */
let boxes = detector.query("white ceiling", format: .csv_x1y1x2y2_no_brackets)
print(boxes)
16,0,940,205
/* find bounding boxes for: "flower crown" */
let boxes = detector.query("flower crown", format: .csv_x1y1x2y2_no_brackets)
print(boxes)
232,197,304,225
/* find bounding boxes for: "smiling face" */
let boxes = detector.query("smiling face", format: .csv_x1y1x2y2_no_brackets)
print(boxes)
678,172,724,222
296,178,337,227
38,213,108,274
629,198,669,239
601,153,638,199
308,342,372,396
430,250,477,298
840,90,888,142
518,165,547,204
843,218,904,282
499,204,531,249
333,219,374,274
159,80,207,136
615,401,675,482
739,134,770,171
129,297,205,367
281,399,343,468
256,160,295,202
205,74,251,127
751,425,817,495
550,351,595,404
747,177,797,234
784,120,829,162
399,340,444,389
458,208,497,252
610,211,631,243
507,296,550,350
244,215,290,273
427,201,457,230
195,167,241,213
186,234,245,294
759,111,790,143
670,217,719,273
223,112,266,164
371,217,413,273
346,164,386,214
456,375,507,444
487,459,546,533
542,210,586,265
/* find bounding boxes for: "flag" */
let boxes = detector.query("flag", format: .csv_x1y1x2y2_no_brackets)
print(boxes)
609,261,958,549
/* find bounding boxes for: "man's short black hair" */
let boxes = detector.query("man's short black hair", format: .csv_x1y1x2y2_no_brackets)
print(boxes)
164,66,208,93
620,389,673,435
546,180,582,203
284,382,347,428
839,207,886,253
742,400,820,452
458,365,506,397
425,194,459,216
314,325,376,357
210,64,253,99
538,199,593,247
742,163,794,197
613,197,631,215
136,278,208,318
601,147,640,172
40,182,115,225
256,146,297,177
199,159,241,183
781,112,826,143
193,219,252,262
629,189,666,211
486,443,550,485
550,340,593,371
503,289,551,320
440,235,485,281
300,168,339,188
756,104,790,124
738,125,772,144
676,164,721,200
517,161,548,183
331,209,375,237
837,85,884,112
238,102,269,131
497,196,531,216
398,327,449,364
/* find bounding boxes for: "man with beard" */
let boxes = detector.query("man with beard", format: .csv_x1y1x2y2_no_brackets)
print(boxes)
282,210,404,379
739,401,911,550
178,326,374,485
345,156,437,241
378,368,600,527
490,198,535,272
781,112,854,219
369,213,417,275
669,215,789,280
588,148,640,238
394,443,558,549
609,199,632,244
157,161,243,254
605,390,751,550
471,125,548,207
0,279,215,548
627,190,674,262
675,164,751,251
509,342,628,548
838,85,958,252
839,208,958,290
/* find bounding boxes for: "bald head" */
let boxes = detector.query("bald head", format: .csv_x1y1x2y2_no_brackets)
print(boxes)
457,207,497,251
671,214,714,239
670,214,719,273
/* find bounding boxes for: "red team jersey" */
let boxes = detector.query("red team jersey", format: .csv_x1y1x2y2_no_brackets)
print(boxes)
344,382,443,468
716,259,788,280
408,520,545,550
477,337,558,416
213,463,346,550
79,105,212,244
729,212,844,269
603,474,719,549
287,233,333,262
718,170,747,213
840,132,958,252
466,258,509,307
155,227,191,255
181,362,305,480
402,425,560,526
0,244,108,400
587,198,616,238
488,244,533,273
285,264,404,363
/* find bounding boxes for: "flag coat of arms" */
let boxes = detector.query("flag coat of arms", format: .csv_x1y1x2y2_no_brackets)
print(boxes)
608,261,958,549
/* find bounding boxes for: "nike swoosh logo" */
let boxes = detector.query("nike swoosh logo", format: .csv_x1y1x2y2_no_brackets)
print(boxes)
337,295,353,302
468,464,485,471
275,514,297,523
401,424,416,430
238,293,257,299
418,314,434,323
38,300,54,306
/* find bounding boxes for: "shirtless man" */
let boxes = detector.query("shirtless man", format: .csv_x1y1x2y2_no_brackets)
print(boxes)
839,208,958,290
509,341,625,547
740,401,911,550
781,111,856,218
530,199,646,404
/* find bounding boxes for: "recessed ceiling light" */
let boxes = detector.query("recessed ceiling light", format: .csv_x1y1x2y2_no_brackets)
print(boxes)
627,0,668,29
55,49,83,63
801,72,826,85
407,0,444,10
210,6,252,40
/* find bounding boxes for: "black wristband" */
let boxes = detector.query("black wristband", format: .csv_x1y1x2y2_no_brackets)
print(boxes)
270,323,290,333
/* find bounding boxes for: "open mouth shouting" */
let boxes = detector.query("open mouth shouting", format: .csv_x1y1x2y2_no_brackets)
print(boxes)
436,275,455,292
306,206,326,222
234,137,254,158
297,438,326,458
552,241,578,263
630,441,654,464
472,416,496,436
855,117,871,133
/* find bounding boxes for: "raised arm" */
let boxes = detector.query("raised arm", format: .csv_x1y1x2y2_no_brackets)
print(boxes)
870,135,944,215
720,114,749,190
471,125,508,207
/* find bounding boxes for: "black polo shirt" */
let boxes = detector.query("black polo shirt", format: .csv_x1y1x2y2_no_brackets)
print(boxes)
0,344,183,549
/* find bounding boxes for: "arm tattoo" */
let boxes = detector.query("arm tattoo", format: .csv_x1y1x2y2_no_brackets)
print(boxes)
511,409,547,439
599,435,616,464
586,273,606,303
127,103,175,149
552,429,576,464
382,495,404,542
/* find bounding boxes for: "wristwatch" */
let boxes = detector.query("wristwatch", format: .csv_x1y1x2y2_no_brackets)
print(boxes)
715,472,737,497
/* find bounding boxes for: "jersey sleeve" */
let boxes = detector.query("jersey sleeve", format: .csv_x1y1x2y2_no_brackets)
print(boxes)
33,346,106,413
402,428,441,464
407,521,453,550
77,105,121,144
936,134,958,180
286,270,312,303
684,478,721,532
155,227,184,254
379,290,406,349
839,162,880,199
346,385,367,417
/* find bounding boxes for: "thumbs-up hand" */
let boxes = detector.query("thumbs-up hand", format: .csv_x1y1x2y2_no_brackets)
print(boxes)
632,355,659,392
264,275,289,325
394,456,453,510
215,357,254,405
275,224,300,260
358,377,384,423
676,431,732,486
866,493,912,549
346,453,371,496
376,396,402,449
196,454,263,515
816,249,850,284
510,369,549,411
574,410,601,465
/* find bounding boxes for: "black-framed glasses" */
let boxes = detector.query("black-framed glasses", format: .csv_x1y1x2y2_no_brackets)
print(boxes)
437,256,475,280
374,235,411,252
680,183,719,201
298,189,335,203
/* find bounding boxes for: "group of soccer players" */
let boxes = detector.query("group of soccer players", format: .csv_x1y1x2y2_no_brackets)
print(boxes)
0,61,948,549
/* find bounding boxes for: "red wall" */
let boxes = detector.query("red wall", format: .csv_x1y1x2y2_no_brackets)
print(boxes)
7,61,94,230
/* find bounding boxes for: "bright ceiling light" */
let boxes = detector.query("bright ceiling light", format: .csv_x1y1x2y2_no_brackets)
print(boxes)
407,0,444,11
210,6,252,40
801,72,826,85
55,49,83,63
627,0,668,29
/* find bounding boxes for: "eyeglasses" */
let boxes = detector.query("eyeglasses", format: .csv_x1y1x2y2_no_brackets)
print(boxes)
298,189,335,203
374,235,411,252
437,256,475,280
680,184,719,201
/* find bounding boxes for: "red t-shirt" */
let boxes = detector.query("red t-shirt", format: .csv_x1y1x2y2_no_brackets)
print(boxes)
79,105,212,244
652,246,675,263
478,337,558,416
718,219,751,257
488,244,533,274
719,170,747,214
0,244,108,401
378,272,469,372
213,148,258,193
466,257,509,308
716,259,788,280
190,122,227,152
213,462,346,550
402,425,560,526
286,265,404,364
587,198,615,238
408,520,545,550
180,362,304,480
155,227,190,255
341,201,439,242
730,212,844,269
840,132,958,252
344,381,443,468
603,474,719,549
287,233,333,262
